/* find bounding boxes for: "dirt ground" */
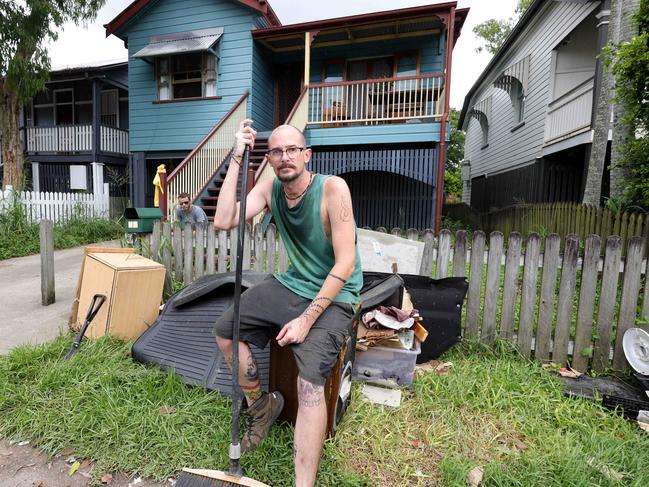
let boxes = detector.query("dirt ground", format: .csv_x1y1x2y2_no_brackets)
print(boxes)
0,440,169,487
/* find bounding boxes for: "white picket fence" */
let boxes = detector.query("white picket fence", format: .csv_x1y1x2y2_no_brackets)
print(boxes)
1,184,110,224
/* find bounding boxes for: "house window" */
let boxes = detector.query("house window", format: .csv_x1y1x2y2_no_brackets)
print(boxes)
101,90,119,127
156,53,217,101
511,79,525,124
54,89,74,125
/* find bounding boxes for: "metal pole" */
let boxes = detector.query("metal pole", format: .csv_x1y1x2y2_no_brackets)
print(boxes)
435,7,456,235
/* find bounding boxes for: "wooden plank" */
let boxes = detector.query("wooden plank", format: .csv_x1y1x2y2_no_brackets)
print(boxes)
500,232,522,340
465,231,485,339
194,224,205,279
572,235,601,372
407,228,419,241
278,236,289,272
482,231,504,344
435,229,451,279
552,235,579,366
173,223,183,282
266,224,277,274
162,222,173,296
534,233,560,361
151,221,162,263
242,223,252,271
517,233,541,358
254,223,264,272
419,229,435,277
40,219,55,306
183,223,193,285
206,225,216,275
613,236,645,369
592,236,622,372
217,230,228,273
452,230,467,278
230,227,238,273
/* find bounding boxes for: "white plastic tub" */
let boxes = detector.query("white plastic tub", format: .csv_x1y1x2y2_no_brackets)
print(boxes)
352,342,420,385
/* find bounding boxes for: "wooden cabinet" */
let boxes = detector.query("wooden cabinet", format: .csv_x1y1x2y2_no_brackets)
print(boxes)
75,252,165,341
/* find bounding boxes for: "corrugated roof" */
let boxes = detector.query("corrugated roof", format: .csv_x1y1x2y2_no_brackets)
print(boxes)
133,27,223,59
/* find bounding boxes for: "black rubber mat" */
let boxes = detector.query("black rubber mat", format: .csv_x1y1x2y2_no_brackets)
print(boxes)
132,272,271,396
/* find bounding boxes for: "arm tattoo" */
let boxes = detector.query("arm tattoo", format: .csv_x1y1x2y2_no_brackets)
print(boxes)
297,377,324,407
339,195,352,222
300,296,332,323
328,272,347,284
313,296,333,304
245,354,258,381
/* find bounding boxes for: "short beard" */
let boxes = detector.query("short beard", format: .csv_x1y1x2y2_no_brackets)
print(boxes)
277,166,304,183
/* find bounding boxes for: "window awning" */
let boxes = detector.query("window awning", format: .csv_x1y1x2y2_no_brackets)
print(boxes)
494,56,530,95
133,27,224,59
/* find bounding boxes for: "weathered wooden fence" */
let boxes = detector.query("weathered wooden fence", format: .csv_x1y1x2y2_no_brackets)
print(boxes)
0,185,110,223
446,202,649,254
140,221,649,373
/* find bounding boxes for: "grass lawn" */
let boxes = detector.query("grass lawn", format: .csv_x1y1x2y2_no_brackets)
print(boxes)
1,336,648,486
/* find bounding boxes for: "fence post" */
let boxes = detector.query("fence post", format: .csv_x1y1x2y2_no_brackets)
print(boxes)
40,219,55,306
500,232,522,340
518,233,541,358
613,236,645,369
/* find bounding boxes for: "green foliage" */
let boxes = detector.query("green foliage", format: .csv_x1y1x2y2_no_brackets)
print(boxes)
445,108,465,198
0,198,124,260
473,0,533,54
607,0,649,208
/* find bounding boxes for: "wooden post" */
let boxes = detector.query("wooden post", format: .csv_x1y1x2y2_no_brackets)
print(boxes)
159,170,168,221
304,32,311,87
40,219,55,306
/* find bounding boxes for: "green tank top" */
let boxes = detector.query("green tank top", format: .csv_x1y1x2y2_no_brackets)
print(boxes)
271,173,362,305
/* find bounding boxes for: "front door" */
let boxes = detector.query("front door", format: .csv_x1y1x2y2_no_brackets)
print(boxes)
346,57,393,122
276,63,303,126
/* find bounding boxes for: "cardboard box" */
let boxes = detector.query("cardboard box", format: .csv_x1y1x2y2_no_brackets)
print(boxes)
75,252,165,341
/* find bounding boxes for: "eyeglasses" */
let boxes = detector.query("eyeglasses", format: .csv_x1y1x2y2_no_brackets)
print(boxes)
267,146,306,162
179,201,191,206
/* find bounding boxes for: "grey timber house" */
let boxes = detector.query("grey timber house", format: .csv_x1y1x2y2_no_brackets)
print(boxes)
458,0,611,211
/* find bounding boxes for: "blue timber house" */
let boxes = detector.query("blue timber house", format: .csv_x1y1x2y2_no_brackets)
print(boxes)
105,0,467,230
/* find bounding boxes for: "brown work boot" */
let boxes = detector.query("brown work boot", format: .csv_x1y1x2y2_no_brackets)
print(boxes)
241,391,284,452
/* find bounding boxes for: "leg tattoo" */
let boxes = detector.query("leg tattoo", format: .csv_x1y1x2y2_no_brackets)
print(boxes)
245,354,259,381
297,377,324,408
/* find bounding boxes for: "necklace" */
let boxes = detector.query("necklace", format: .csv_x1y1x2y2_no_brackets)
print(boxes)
284,172,314,201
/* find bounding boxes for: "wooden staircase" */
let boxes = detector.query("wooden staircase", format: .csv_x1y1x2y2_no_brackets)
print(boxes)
197,136,269,221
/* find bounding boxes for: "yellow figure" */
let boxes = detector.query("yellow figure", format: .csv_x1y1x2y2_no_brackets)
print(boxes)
152,164,166,207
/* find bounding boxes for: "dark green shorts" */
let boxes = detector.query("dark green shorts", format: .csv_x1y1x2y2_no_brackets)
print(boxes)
213,276,354,386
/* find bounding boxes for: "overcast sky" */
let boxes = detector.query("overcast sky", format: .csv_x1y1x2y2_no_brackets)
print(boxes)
47,0,519,109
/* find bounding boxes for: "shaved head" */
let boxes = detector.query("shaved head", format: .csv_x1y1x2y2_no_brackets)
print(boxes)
269,124,306,148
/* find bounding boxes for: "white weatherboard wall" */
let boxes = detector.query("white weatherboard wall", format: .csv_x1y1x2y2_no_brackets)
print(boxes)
463,1,599,185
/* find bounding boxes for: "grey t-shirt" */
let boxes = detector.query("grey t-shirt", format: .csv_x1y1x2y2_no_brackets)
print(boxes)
175,205,208,228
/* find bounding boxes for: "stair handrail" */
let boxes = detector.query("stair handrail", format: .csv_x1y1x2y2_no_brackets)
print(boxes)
167,92,249,220
254,86,309,183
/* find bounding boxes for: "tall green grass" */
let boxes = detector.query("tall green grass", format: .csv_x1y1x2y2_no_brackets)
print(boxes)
1,336,648,486
0,198,125,260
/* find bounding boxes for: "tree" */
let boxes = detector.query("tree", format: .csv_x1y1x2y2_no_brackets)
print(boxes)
609,0,649,207
609,0,649,201
444,108,464,198
0,0,106,190
473,0,533,54
583,0,620,206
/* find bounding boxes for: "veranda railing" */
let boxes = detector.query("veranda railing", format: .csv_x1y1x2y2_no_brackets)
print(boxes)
139,222,649,374
307,74,445,126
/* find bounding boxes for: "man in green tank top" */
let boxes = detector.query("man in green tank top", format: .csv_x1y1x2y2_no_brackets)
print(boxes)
213,119,362,487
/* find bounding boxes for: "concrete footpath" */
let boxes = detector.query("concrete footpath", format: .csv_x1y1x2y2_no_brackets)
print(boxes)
0,241,120,355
